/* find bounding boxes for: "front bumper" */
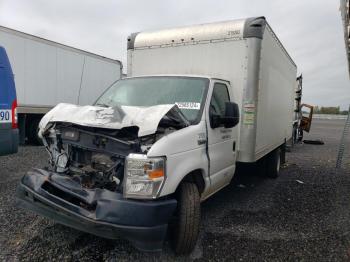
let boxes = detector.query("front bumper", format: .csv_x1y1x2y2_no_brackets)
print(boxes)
16,169,177,251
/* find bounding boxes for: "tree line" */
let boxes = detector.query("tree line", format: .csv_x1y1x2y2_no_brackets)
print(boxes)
314,106,349,115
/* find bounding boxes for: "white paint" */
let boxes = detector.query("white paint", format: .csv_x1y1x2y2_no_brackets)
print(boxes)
0,26,122,109
128,18,297,198
255,27,296,157
133,19,245,48
39,103,178,137
128,20,296,163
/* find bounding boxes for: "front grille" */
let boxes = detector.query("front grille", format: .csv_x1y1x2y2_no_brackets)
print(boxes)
42,182,96,211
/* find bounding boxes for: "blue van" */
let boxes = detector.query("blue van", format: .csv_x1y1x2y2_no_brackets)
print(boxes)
0,46,18,155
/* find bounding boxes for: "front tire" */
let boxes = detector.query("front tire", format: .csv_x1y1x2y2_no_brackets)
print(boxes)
170,182,200,255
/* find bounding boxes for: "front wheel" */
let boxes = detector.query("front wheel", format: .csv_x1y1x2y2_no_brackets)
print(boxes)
170,182,200,255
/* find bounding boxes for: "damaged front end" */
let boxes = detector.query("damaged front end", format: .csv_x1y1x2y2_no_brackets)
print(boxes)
16,103,187,251
42,123,140,193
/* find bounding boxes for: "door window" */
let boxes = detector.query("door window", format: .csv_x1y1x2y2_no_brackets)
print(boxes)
209,83,230,117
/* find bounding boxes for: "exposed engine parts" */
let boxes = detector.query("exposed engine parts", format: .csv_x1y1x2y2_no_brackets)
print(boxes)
68,150,124,191
37,103,189,193
40,124,140,192
40,119,182,192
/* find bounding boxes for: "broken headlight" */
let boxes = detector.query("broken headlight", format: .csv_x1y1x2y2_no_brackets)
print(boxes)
55,152,68,173
124,154,165,199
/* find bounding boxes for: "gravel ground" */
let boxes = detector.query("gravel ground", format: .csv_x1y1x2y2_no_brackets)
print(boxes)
0,118,350,261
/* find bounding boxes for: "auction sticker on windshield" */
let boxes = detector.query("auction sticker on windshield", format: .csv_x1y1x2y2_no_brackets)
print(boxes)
175,102,200,110
0,109,11,123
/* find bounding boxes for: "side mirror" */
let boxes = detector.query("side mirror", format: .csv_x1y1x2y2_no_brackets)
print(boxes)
210,114,221,128
210,102,240,129
223,102,240,128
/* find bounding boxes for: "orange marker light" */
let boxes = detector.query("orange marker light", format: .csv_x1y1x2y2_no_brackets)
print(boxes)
148,169,164,179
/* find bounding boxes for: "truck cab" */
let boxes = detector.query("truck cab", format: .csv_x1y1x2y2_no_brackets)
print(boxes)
0,46,18,156
16,75,240,253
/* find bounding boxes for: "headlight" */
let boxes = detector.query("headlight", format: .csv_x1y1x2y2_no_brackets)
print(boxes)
56,153,68,173
124,154,166,199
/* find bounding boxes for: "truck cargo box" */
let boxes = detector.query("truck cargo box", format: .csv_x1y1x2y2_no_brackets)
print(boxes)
127,17,296,162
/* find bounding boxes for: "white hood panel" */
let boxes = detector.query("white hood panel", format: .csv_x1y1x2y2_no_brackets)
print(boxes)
39,103,177,137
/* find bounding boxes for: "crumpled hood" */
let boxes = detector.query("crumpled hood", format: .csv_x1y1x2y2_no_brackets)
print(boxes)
39,103,187,137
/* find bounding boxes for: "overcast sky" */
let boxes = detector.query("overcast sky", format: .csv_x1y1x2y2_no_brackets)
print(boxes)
0,0,349,109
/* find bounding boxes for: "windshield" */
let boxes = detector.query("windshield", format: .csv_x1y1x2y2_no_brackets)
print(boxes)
95,76,209,123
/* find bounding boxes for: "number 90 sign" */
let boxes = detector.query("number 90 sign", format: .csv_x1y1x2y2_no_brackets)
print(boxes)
0,110,11,122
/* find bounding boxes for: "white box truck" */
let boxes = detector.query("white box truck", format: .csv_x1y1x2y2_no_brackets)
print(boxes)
17,17,298,254
0,26,122,144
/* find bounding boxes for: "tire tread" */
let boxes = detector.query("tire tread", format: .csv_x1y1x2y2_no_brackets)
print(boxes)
171,182,200,254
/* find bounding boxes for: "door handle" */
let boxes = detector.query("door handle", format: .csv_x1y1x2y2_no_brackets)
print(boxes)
233,141,236,151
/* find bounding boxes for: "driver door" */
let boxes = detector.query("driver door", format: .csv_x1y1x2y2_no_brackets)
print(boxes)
207,81,238,194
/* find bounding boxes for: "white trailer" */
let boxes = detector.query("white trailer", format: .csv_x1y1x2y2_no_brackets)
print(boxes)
0,25,122,144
